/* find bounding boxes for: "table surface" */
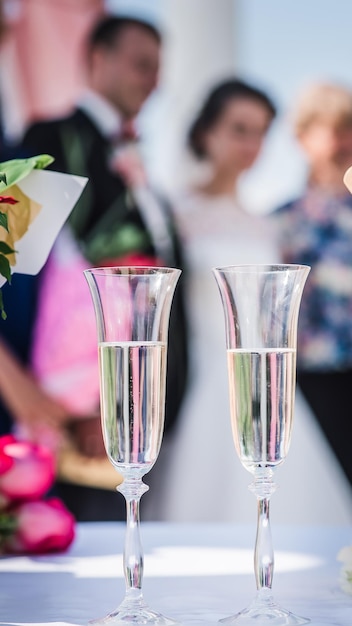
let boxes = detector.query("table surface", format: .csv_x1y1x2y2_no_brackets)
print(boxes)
0,522,351,626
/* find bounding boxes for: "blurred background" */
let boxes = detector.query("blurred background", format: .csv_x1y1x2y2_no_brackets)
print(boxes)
0,0,352,212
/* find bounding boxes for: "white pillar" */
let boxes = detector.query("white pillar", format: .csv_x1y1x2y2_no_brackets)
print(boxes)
150,0,237,194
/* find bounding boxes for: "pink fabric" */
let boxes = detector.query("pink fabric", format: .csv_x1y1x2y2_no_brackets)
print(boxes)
31,232,160,418
31,237,100,417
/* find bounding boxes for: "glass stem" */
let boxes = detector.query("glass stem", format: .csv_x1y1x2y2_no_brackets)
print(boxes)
250,469,277,593
117,477,149,602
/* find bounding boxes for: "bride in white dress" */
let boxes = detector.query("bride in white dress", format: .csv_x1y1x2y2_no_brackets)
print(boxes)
149,79,352,524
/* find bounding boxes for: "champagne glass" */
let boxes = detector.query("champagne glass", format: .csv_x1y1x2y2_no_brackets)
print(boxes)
84,266,181,626
213,264,310,626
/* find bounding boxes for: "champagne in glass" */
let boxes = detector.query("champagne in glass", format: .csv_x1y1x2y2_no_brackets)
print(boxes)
99,340,167,471
213,264,310,626
85,267,181,626
227,347,296,472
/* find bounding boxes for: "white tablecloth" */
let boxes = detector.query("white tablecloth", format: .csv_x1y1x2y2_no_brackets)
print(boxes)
0,522,351,626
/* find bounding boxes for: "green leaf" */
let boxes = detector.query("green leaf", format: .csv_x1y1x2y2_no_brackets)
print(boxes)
0,254,11,284
0,242,15,255
0,154,55,192
32,154,54,170
85,224,149,264
0,173,7,185
0,289,6,320
0,212,8,232
0,511,16,533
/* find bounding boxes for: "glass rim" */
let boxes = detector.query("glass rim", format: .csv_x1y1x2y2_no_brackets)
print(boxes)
84,266,181,276
212,263,310,274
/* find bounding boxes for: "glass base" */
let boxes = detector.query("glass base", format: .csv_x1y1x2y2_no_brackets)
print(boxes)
220,590,310,625
90,596,180,626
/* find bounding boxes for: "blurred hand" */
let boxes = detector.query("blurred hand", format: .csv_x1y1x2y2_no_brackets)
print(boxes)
0,340,69,447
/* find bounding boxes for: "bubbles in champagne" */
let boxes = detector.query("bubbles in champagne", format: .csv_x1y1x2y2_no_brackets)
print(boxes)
99,341,167,474
227,348,296,472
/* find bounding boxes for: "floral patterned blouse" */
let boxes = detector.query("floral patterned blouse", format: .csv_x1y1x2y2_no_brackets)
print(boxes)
272,186,352,371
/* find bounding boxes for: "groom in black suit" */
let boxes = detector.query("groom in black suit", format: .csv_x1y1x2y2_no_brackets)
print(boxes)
21,15,188,521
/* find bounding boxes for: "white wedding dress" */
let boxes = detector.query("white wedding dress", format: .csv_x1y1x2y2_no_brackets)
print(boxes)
146,192,352,524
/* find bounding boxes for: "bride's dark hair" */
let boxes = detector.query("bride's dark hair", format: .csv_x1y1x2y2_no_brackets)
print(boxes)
188,78,276,159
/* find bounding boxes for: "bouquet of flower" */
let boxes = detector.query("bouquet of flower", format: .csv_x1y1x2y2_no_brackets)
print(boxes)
0,154,87,318
0,434,75,554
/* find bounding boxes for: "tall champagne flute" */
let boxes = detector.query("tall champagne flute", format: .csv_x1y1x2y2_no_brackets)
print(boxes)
84,266,181,626
213,264,310,626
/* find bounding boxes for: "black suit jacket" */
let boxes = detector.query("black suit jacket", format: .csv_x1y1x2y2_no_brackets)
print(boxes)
22,108,189,433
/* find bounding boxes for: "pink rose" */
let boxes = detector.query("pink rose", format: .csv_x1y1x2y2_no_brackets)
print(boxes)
4,498,75,554
0,436,55,503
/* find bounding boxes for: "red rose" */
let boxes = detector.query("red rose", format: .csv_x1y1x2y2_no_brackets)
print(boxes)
0,436,55,503
0,196,18,204
4,498,75,554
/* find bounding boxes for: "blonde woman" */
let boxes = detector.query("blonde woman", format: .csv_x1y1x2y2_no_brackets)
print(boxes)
273,82,352,491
